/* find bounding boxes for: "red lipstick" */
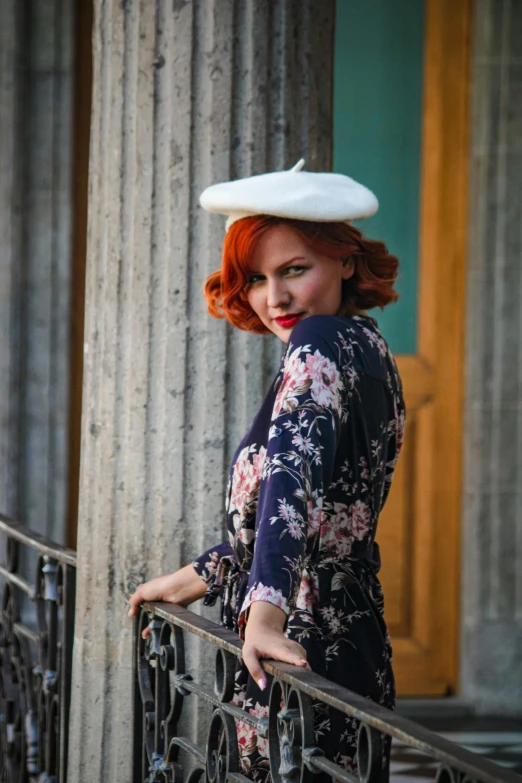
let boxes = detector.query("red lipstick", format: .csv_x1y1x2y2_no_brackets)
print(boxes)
274,313,304,329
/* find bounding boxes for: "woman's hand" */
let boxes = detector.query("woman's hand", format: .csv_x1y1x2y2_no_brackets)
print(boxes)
242,601,310,690
128,564,207,637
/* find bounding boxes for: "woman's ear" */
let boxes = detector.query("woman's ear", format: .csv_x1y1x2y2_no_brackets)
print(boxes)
341,257,356,280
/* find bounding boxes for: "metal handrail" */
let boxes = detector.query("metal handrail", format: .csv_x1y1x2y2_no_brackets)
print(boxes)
0,514,518,783
0,513,76,783
135,601,522,783
0,514,77,567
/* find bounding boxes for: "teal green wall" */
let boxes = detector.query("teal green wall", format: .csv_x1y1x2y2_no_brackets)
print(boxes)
333,0,425,355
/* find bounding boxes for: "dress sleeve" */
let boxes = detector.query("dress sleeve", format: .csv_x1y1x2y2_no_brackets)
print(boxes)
238,317,344,634
192,540,234,582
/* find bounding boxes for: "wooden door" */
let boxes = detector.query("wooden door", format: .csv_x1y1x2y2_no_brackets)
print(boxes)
334,0,471,695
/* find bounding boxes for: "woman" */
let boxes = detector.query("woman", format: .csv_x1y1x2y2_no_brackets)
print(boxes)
129,161,405,782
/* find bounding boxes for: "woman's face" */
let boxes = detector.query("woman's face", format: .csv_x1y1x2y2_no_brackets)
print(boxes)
246,224,355,343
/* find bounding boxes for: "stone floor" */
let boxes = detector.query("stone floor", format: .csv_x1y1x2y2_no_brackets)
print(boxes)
390,717,522,781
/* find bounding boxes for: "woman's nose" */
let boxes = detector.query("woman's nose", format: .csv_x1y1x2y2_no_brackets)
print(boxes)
266,278,290,309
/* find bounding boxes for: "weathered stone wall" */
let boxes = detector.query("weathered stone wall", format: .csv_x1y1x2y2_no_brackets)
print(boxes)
462,0,522,715
0,0,74,543
68,2,334,780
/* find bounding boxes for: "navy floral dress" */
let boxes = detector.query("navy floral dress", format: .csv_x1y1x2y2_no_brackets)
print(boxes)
193,314,405,782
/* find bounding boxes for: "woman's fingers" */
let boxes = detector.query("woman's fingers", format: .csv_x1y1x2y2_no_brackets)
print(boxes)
270,639,309,668
128,575,167,617
128,586,143,617
243,637,311,689
128,586,151,638
242,644,267,690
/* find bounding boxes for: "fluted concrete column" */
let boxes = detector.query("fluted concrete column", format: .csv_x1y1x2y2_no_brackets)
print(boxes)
68,1,334,780
461,0,522,715
0,0,74,542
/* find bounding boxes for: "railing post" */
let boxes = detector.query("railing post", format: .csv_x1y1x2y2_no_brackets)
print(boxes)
59,564,76,782
132,615,144,782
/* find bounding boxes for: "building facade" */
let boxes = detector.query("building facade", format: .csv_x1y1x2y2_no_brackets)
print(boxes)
0,0,521,780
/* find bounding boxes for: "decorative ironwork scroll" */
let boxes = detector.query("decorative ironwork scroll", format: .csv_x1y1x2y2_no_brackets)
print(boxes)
133,602,521,783
0,514,76,783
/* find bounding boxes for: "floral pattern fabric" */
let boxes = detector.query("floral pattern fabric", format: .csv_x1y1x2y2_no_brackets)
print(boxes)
193,314,405,782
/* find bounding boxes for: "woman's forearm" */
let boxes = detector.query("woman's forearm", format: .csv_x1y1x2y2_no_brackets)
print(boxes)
163,564,208,605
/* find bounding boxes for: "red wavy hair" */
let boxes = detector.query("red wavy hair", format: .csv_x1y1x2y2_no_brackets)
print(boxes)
204,216,400,334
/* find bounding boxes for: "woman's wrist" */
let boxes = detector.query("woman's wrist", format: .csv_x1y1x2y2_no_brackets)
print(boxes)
246,600,287,634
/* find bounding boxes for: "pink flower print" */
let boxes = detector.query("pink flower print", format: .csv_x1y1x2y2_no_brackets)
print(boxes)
345,365,358,390
362,327,387,357
323,504,354,556
249,704,269,758
304,350,342,411
319,515,336,550
230,446,255,514
307,493,323,537
334,753,358,776
292,432,313,454
229,445,266,516
377,337,387,357
332,506,351,533
204,550,220,576
351,499,371,540
236,718,257,762
295,571,319,613
286,519,303,539
236,704,269,763
320,605,336,622
395,412,405,451
238,527,255,545
252,446,267,477
334,527,353,557
272,346,309,419
278,499,297,522
359,456,370,480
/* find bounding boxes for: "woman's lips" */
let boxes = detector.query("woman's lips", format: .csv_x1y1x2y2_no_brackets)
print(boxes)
274,313,304,329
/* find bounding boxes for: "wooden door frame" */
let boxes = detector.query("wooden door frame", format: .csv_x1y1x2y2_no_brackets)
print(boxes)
394,0,472,694
68,0,93,549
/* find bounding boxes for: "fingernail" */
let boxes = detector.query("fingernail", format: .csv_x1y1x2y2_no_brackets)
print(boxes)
299,658,308,665
258,678,267,691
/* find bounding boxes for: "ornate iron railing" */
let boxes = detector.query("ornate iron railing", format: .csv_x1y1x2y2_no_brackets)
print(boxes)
0,514,76,783
134,601,522,783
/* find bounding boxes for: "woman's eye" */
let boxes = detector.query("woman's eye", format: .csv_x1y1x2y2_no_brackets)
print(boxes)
284,265,306,276
248,274,264,285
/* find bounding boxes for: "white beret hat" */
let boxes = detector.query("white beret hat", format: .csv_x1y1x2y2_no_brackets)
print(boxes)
199,159,378,231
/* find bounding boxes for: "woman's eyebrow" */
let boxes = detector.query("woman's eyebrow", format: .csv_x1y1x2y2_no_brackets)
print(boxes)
277,255,306,269
249,256,306,275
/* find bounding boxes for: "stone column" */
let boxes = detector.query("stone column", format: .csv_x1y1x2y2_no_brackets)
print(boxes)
461,0,522,715
68,1,334,780
0,0,74,543
0,0,22,519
